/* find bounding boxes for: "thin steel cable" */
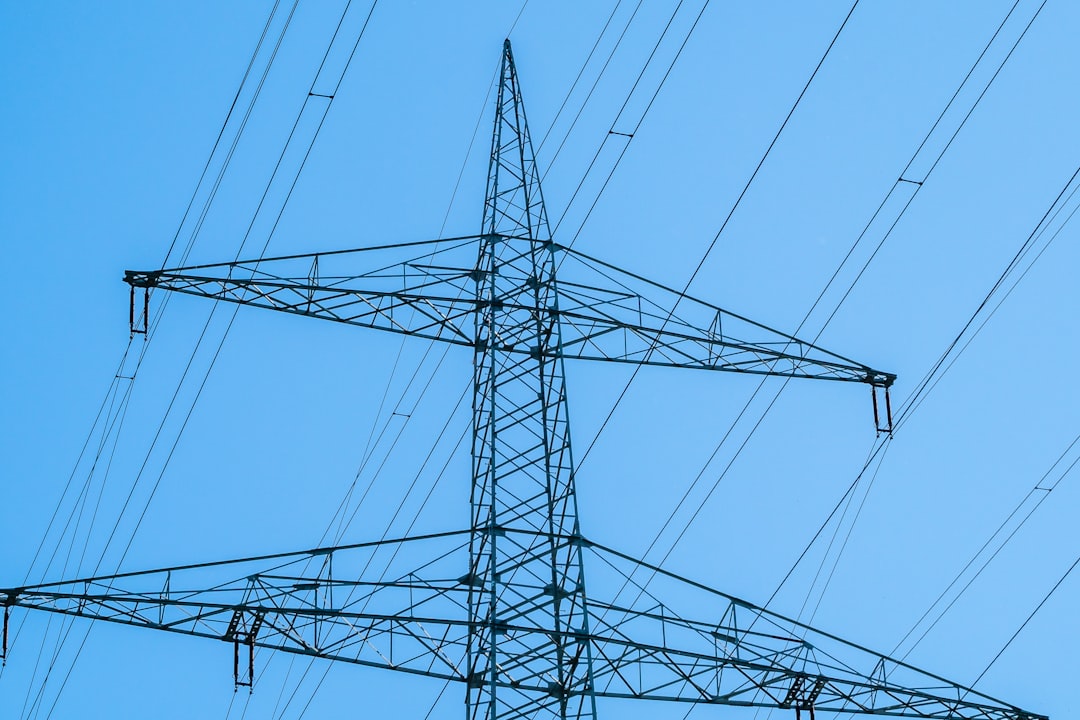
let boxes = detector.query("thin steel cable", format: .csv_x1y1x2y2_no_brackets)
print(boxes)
575,0,859,473
650,4,1048,592
28,3,379,715
801,441,892,627
283,422,472,719
18,0,285,604
904,190,1080,423
811,0,1047,340
743,9,1059,671
552,0,700,236
896,166,1080,429
969,552,1080,688
261,51,505,720
765,163,1079,625
790,0,1025,344
895,179,1079,431
18,4,301,711
582,2,868,624
558,0,710,249
159,0,283,268
733,160,1080,716
897,440,1080,662
114,0,381,588
535,0,626,154
580,4,864,690
665,0,1051,631
18,352,128,586
271,10,552,713
540,0,646,183
315,57,503,557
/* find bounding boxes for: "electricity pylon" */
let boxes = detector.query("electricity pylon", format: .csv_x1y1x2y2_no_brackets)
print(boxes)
3,41,1042,720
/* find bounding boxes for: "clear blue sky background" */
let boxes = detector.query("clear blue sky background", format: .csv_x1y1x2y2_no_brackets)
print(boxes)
1,1,1077,718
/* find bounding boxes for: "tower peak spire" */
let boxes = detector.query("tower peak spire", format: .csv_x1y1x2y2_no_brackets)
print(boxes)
483,36,550,241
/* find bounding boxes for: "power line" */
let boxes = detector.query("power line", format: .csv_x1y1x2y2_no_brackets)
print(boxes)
575,0,858,474
740,0,1051,613
23,3,383,716
13,2,299,713
971,553,1080,688
581,8,867,694
769,159,1080,619
894,431,1080,661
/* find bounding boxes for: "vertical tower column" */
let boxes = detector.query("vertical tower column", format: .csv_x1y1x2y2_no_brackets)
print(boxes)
466,40,597,720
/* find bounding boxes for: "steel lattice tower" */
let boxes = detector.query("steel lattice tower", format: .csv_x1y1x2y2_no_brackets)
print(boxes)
2,41,1044,720
467,45,596,720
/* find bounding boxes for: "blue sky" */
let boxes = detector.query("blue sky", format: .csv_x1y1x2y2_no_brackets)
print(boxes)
1,1,1077,718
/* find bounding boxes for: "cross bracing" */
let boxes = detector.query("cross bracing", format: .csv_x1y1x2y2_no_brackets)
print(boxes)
2,531,1044,719
3,39,1042,720
124,236,895,387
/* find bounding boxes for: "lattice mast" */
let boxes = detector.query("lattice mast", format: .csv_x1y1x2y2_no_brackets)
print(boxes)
2,41,1044,720
467,41,596,720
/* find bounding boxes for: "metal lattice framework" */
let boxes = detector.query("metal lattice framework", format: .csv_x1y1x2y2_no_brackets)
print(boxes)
3,41,1042,720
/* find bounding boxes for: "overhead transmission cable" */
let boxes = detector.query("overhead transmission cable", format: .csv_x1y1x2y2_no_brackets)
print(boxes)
767,155,1078,621
262,58,504,720
318,68,501,547
792,0,1027,342
893,168,1078,432
900,181,1080,430
574,0,856,475
15,0,288,612
112,0,381,582
535,0,630,157
275,411,474,719
29,3,381,717
810,0,1047,339
539,0,646,180
12,1,293,713
629,0,1047,618
758,54,1072,670
553,0,709,242
740,161,1080,720
582,1,860,625
256,48,489,720
593,10,1055,715
760,0,1050,626
970,552,1080,688
91,0,374,583
894,430,1080,662
598,0,1041,567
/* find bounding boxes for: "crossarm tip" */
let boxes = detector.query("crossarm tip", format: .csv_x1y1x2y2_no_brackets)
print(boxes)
124,269,161,288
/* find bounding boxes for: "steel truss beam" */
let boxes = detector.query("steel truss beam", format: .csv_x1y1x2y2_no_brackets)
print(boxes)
2,531,1044,720
124,238,894,388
